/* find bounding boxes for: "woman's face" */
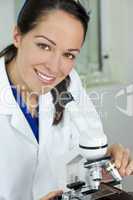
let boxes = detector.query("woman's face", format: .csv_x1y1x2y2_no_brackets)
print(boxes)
13,10,84,94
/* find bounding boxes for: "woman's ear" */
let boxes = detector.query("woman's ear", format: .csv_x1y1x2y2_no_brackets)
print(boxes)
13,26,22,48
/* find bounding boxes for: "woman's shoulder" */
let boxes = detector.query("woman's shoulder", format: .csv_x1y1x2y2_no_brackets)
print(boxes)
68,69,88,105
69,69,82,84
69,69,83,92
68,69,96,111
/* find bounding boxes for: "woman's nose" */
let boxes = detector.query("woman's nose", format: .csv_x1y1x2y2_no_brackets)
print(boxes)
46,51,62,74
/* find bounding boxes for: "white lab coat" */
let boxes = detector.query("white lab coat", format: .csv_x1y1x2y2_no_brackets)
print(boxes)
0,57,104,200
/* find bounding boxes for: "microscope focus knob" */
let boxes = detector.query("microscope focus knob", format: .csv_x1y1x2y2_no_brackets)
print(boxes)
66,181,85,191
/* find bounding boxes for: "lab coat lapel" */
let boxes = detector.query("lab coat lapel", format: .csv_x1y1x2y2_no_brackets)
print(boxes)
10,107,38,146
39,92,54,148
0,57,38,146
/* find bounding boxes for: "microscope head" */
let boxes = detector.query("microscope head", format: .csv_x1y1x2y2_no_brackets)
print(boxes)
79,131,108,161
79,133,122,191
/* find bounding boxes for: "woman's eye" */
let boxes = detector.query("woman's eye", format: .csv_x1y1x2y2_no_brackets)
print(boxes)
64,53,76,60
37,43,51,51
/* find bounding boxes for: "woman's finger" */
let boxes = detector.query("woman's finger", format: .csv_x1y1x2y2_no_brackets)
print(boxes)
40,190,63,200
107,144,124,169
118,148,130,176
125,159,133,176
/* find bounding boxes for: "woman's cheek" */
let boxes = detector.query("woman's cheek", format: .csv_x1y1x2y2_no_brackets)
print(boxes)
61,63,74,76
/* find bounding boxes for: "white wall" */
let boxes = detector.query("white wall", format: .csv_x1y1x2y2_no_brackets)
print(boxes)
101,0,133,83
0,0,15,51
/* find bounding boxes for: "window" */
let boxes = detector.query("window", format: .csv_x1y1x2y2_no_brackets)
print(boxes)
76,0,105,87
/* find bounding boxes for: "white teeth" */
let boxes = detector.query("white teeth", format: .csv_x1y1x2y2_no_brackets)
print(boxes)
37,71,55,81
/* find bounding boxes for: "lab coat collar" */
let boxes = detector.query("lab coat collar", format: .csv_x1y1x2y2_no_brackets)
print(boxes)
0,57,40,146
0,57,18,114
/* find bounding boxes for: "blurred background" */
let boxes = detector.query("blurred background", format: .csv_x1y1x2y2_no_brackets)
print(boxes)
0,0,133,192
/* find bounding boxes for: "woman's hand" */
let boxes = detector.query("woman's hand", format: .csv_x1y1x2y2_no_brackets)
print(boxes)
107,144,133,177
40,190,63,200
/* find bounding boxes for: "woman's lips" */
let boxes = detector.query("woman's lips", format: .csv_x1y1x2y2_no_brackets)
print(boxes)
35,69,56,85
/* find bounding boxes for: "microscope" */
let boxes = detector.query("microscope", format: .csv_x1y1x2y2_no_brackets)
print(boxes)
60,93,123,200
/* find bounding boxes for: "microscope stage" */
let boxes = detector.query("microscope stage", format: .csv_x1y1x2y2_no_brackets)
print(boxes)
90,183,133,200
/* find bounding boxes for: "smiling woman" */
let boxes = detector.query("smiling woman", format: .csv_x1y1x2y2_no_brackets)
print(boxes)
0,0,89,124
8,10,84,92
0,1,133,200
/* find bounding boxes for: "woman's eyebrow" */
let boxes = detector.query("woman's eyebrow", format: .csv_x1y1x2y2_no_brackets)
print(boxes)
35,35,80,52
35,35,56,46
67,48,80,53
